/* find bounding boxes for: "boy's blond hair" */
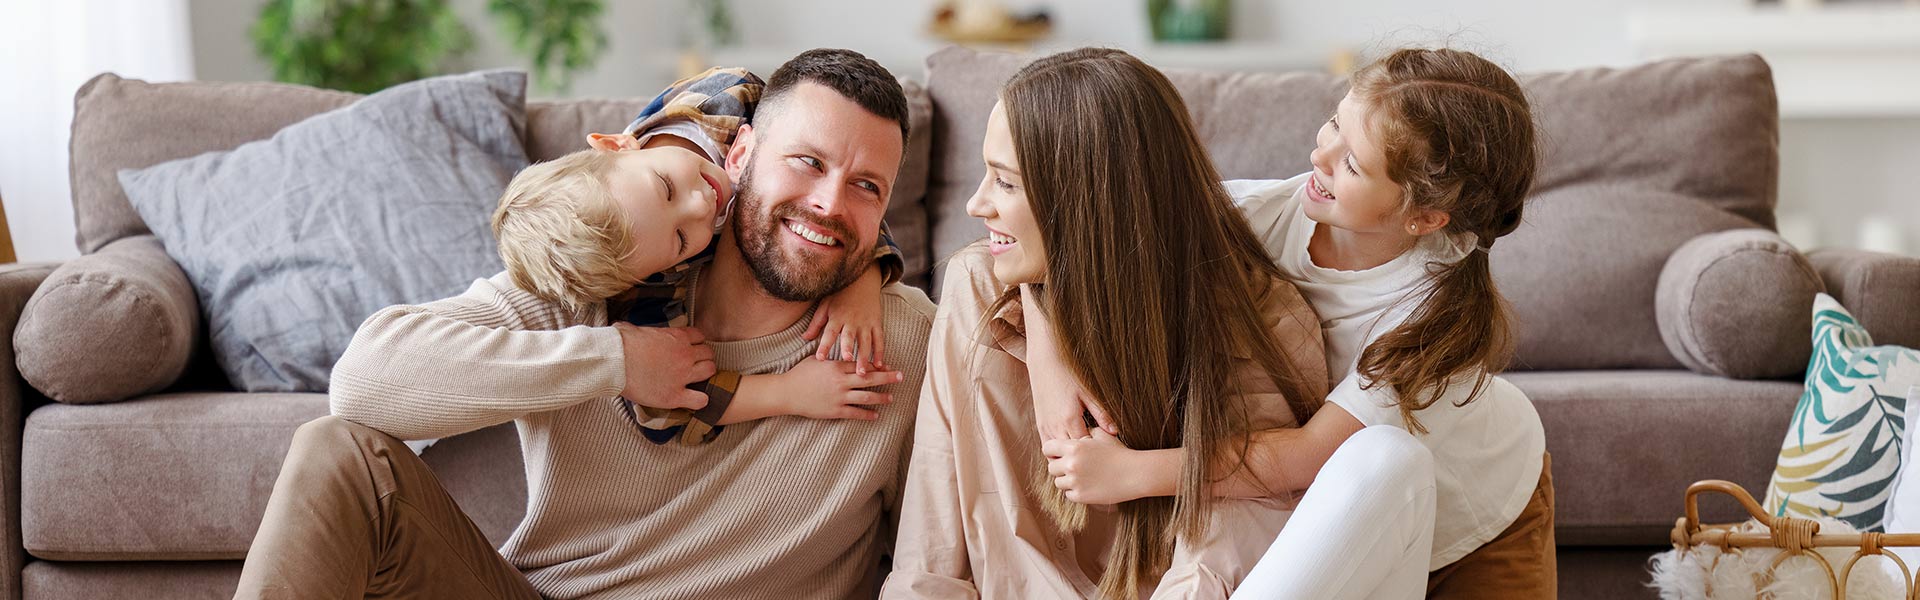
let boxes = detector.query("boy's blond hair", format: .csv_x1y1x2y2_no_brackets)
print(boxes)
492,149,639,313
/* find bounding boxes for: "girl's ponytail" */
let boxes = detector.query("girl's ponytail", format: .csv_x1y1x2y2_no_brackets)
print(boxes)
1348,48,1538,430
1357,241,1512,433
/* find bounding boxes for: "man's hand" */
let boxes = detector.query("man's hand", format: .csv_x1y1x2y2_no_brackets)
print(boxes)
615,323,717,410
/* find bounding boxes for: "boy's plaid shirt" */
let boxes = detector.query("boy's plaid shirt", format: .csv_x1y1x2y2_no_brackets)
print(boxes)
613,67,905,446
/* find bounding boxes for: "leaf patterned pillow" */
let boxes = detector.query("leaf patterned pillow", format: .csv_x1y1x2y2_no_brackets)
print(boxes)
1764,293,1920,531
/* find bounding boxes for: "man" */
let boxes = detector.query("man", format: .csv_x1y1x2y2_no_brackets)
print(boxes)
234,49,936,600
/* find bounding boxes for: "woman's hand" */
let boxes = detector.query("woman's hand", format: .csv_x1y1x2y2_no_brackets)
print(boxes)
1043,430,1152,505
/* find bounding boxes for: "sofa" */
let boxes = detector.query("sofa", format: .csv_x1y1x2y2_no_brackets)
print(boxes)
1,46,1916,599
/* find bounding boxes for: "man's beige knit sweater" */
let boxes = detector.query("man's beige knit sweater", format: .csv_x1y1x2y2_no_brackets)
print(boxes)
328,269,937,599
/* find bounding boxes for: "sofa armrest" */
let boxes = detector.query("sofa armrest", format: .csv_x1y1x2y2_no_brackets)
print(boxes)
0,261,62,600
1807,247,1920,349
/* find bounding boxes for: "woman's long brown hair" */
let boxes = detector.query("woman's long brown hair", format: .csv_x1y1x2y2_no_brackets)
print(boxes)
1348,48,1538,433
993,47,1322,599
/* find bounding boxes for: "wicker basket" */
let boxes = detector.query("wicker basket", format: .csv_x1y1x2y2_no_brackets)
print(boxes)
1672,480,1920,598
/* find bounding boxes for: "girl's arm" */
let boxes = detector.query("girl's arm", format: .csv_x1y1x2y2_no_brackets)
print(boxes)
721,358,901,424
1021,287,1119,442
1044,402,1365,504
804,224,907,373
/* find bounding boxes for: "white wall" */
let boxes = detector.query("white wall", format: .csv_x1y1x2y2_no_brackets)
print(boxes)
0,0,195,262
8,0,1911,261
1780,118,1920,252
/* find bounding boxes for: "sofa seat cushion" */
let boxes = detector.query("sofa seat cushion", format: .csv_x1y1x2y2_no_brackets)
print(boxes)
23,561,241,600
1512,370,1802,545
21,393,526,560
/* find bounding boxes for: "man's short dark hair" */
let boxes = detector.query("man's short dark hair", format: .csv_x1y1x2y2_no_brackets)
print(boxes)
758,48,910,141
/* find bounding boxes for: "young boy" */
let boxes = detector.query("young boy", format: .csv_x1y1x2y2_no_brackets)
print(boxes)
491,67,905,446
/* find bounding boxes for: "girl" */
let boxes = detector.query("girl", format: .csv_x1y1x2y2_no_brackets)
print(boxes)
884,48,1330,599
1035,48,1553,598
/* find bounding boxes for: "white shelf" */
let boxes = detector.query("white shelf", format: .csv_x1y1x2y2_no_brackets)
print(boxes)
1628,6,1920,119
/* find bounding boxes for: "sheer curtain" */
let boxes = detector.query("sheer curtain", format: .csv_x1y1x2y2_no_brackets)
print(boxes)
0,0,195,262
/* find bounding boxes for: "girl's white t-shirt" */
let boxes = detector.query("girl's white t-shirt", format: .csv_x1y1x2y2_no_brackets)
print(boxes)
1226,174,1547,569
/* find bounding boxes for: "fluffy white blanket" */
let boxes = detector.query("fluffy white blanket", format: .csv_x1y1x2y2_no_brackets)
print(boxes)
1649,518,1910,600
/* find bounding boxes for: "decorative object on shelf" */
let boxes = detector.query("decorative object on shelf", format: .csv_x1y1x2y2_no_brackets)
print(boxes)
252,0,473,94
1654,480,1909,599
928,1,1052,45
1148,0,1230,42
488,0,609,94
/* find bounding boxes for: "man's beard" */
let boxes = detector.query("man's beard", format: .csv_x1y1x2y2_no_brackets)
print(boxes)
732,165,870,302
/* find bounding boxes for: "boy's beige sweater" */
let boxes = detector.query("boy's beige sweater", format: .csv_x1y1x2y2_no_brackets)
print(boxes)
329,269,937,599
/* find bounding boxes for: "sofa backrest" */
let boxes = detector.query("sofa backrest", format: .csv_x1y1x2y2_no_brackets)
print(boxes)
920,46,1780,371
69,75,361,255
69,74,938,284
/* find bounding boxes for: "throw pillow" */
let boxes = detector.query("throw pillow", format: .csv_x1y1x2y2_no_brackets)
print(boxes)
1763,294,1920,531
120,70,527,392
1656,228,1824,380
14,235,199,403
1880,385,1920,580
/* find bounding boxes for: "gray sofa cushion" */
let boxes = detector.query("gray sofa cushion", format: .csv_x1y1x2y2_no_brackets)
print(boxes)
1809,248,1920,351
889,79,936,286
14,235,199,404
22,393,329,560
1656,229,1823,379
1498,54,1780,371
68,75,361,254
1512,370,1803,545
921,47,1780,371
20,393,525,560
23,561,241,600
119,70,526,392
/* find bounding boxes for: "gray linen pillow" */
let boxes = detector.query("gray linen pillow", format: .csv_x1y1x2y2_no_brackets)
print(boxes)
119,70,527,392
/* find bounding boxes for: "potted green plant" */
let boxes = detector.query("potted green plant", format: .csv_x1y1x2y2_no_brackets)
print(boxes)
253,0,473,94
487,0,609,93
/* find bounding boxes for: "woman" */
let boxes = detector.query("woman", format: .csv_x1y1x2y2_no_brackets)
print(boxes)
883,48,1336,599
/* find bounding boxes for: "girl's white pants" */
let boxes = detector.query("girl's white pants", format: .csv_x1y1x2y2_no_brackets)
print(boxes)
1230,425,1437,600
